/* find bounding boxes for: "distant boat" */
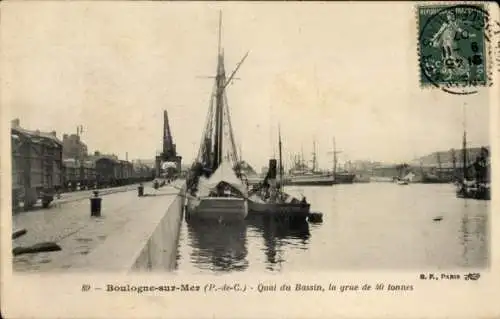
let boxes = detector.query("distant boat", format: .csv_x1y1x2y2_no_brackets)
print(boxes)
353,174,371,183
331,137,355,184
334,172,356,184
286,137,355,186
287,139,335,186
185,12,250,221
420,153,451,184
456,179,490,200
393,167,413,185
287,173,335,186
421,173,445,183
455,105,490,200
370,176,394,183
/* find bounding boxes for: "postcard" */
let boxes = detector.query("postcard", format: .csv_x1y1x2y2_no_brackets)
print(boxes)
1,1,499,318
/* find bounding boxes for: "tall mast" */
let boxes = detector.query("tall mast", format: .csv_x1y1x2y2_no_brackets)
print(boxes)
217,10,222,56
213,11,225,171
301,145,305,168
451,148,457,173
207,10,248,172
436,152,442,178
462,131,468,180
312,139,317,172
462,103,468,180
333,137,337,175
278,125,283,191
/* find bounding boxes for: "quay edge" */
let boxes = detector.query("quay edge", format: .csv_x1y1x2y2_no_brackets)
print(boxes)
131,184,185,271
12,182,186,273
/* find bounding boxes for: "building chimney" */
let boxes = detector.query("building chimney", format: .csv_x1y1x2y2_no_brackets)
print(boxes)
11,118,20,128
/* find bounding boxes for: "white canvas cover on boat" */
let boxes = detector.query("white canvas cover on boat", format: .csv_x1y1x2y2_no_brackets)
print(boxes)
161,161,177,169
197,161,247,196
403,172,416,181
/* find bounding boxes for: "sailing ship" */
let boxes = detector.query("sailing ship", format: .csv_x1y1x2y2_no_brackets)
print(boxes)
286,138,356,185
421,172,444,183
185,12,250,221
420,153,452,183
392,163,414,185
333,172,355,184
331,137,355,184
287,140,335,186
455,104,490,200
248,128,310,220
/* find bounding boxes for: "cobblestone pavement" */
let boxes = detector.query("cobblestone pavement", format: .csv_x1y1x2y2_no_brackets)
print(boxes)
14,183,150,213
12,181,184,272
58,182,149,205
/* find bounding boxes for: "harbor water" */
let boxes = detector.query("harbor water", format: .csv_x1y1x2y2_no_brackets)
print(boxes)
175,183,489,273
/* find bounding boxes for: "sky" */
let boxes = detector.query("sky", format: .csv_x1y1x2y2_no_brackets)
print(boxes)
1,2,492,170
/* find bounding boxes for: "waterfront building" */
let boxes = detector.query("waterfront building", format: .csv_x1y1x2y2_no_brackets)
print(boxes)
62,133,88,160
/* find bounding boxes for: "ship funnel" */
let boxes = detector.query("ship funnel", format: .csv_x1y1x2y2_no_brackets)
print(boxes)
268,159,277,180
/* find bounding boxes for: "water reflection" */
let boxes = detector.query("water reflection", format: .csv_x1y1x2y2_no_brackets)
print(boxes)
177,185,490,272
186,220,249,272
184,214,311,273
458,200,489,268
247,216,310,271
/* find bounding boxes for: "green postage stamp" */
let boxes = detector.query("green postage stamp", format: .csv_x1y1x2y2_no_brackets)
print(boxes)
418,3,491,94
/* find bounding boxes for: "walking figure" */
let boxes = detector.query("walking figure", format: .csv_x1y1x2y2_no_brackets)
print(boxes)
431,12,462,59
430,11,474,81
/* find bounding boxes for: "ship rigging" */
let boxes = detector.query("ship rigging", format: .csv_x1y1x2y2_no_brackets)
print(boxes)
185,11,250,222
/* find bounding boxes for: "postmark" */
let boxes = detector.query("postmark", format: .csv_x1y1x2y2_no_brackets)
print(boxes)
418,4,492,95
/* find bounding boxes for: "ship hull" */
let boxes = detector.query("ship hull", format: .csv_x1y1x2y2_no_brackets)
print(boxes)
353,176,371,183
247,191,310,222
285,172,355,186
333,173,355,184
422,180,450,184
249,203,310,221
421,177,451,184
186,196,248,222
287,176,334,186
248,199,310,219
456,183,490,200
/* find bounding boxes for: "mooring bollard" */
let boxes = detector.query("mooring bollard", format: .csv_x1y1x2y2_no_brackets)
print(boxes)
308,212,323,223
138,183,144,197
90,191,102,217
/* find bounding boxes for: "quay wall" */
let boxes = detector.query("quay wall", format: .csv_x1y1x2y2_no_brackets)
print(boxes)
131,186,185,271
64,183,186,273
